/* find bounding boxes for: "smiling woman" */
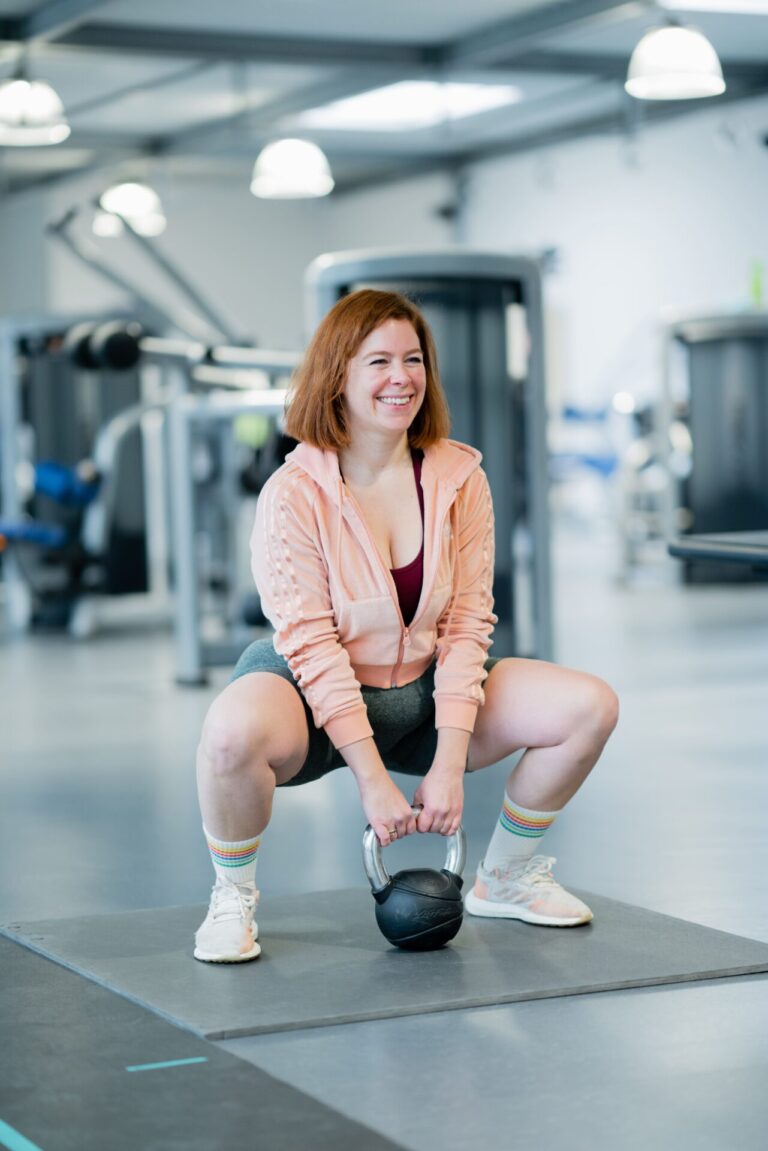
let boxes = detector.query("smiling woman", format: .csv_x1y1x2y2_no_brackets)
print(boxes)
192,287,618,965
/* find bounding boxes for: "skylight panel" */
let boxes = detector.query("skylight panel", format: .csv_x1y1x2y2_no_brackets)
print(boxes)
297,81,522,132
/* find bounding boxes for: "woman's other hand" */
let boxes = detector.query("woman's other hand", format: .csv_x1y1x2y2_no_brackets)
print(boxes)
412,763,464,836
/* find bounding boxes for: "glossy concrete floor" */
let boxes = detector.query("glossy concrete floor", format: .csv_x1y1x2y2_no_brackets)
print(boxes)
2,519,767,1149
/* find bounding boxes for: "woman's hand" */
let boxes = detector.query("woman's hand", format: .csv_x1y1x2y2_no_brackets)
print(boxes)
413,763,465,836
342,737,418,847
358,772,418,847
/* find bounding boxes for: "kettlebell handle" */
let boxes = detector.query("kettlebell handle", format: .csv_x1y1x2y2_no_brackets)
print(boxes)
362,806,466,895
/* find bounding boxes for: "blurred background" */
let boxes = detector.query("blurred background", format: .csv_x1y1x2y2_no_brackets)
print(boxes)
1,0,766,948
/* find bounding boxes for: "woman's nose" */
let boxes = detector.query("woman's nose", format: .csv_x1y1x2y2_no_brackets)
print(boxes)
388,361,410,383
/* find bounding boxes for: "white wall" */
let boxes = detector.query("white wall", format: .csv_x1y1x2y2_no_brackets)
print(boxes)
38,167,454,349
459,95,768,409
0,188,48,316
44,172,327,349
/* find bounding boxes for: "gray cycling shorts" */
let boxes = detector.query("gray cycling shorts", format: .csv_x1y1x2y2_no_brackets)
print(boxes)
230,637,500,787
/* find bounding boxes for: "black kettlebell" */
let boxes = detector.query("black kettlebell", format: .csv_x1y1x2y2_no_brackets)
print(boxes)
362,807,466,951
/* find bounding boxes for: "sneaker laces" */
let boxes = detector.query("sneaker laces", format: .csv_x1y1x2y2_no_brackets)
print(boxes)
209,880,258,923
490,855,559,894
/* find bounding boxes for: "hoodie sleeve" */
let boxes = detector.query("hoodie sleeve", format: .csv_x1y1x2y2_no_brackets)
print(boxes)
433,466,498,733
251,471,373,748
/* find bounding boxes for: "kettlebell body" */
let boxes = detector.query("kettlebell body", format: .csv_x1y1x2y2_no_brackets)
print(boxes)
362,809,466,951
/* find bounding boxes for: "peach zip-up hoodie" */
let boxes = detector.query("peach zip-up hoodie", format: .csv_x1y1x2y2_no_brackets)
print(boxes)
251,438,497,750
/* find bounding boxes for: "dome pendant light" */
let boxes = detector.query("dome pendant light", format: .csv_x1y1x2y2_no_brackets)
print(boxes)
250,139,334,199
97,181,167,236
0,74,70,145
625,25,726,100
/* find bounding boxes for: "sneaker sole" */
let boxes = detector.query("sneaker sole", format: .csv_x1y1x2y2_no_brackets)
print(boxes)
464,890,592,927
193,941,262,963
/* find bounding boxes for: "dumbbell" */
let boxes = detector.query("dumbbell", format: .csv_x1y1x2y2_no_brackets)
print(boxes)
63,321,142,371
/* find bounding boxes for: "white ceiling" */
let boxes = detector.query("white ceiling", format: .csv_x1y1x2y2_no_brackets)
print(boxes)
0,0,766,196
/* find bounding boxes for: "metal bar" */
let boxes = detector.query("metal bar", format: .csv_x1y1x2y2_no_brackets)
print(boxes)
66,60,214,118
46,208,210,340
114,212,241,345
520,262,554,662
209,347,301,371
168,389,205,685
53,23,433,65
0,321,31,631
446,0,641,68
19,0,108,43
152,66,414,155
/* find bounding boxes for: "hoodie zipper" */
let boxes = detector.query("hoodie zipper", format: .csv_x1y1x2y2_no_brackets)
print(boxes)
340,482,454,689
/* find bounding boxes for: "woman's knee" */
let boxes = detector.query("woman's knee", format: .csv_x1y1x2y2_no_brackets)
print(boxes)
198,675,307,779
579,675,620,746
198,706,257,779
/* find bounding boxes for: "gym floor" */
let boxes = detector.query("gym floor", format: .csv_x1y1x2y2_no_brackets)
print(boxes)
3,518,767,1149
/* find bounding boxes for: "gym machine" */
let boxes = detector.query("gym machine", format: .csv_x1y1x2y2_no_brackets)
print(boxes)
0,317,299,673
661,312,768,583
0,312,154,633
307,250,552,660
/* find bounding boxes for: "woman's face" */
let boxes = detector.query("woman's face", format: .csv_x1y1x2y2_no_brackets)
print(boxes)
343,319,427,444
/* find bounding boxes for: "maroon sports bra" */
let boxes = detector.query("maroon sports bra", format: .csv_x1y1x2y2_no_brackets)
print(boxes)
390,450,424,626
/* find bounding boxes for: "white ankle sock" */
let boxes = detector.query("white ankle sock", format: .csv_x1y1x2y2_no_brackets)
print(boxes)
204,826,261,887
481,794,558,872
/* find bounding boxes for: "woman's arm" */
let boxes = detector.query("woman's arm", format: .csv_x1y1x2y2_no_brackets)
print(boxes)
413,726,470,835
251,473,372,747
433,467,498,732
417,469,497,835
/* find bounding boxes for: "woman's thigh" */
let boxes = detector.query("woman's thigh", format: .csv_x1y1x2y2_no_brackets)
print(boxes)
467,657,612,772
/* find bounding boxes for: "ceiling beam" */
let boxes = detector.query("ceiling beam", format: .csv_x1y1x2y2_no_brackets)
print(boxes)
4,65,767,202
17,0,110,43
495,50,768,86
5,3,638,69
65,59,214,117
333,73,768,195
145,66,420,156
46,23,436,67
444,0,645,68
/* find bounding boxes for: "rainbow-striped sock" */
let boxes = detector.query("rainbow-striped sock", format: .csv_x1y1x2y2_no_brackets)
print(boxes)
481,794,558,873
204,826,261,887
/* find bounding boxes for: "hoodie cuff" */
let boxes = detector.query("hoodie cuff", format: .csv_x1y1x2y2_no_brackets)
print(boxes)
435,697,480,734
324,706,374,749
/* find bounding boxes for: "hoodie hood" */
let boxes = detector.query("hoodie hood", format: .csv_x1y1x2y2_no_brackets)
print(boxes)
285,438,482,504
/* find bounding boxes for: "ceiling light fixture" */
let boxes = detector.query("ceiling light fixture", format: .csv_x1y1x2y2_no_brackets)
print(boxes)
298,81,522,132
0,75,70,146
100,181,161,217
625,24,726,99
250,139,334,199
96,181,167,236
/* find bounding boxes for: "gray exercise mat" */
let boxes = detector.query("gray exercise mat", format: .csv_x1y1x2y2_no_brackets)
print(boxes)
4,887,768,1040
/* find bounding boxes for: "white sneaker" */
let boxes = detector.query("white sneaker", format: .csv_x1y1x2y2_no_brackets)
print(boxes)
194,878,261,962
464,855,593,927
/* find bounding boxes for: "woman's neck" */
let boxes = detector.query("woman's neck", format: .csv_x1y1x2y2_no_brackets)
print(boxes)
339,436,411,485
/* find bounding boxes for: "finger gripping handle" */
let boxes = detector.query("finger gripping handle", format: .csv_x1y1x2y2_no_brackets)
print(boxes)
362,806,466,894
